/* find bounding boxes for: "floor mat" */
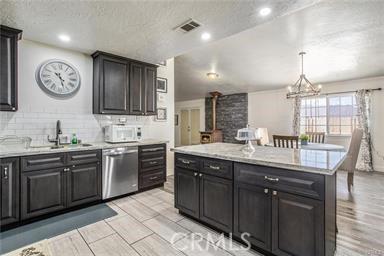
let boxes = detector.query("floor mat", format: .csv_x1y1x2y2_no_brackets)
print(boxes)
0,204,117,254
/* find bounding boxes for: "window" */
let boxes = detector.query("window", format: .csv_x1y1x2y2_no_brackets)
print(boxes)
300,94,359,135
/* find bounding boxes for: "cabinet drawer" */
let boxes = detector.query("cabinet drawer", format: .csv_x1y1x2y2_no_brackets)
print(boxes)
21,153,66,172
141,156,165,170
234,163,324,200
140,169,165,189
67,150,101,166
201,158,232,179
140,144,166,159
175,154,200,171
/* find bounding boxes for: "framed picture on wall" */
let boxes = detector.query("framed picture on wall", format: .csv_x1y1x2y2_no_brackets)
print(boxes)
156,108,167,121
156,77,168,93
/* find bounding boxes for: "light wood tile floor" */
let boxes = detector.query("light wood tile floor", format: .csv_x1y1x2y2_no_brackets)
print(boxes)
16,171,384,256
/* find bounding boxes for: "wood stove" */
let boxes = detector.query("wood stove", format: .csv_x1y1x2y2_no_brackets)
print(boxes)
200,91,223,144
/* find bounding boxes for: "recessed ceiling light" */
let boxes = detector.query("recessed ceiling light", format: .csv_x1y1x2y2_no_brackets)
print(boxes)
201,32,211,41
58,34,71,42
207,72,219,79
259,7,272,16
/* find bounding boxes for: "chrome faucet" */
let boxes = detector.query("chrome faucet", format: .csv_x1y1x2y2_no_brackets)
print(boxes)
48,120,63,147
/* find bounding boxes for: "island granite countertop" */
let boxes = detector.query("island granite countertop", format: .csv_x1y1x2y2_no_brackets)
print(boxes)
172,142,347,175
0,139,168,158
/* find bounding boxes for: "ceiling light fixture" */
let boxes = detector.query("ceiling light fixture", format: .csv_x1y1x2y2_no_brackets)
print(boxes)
259,7,272,16
58,34,71,42
207,72,219,79
201,32,211,41
286,52,322,99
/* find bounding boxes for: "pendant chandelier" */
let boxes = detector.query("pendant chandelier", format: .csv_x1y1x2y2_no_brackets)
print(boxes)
286,52,322,98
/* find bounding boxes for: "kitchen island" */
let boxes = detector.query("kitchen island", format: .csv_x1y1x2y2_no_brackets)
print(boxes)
172,143,346,256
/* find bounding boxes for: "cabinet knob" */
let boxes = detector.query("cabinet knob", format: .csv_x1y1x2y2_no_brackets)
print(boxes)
3,167,8,179
64,168,70,172
273,191,278,196
264,188,269,194
12,107,16,110
199,173,203,177
194,172,198,176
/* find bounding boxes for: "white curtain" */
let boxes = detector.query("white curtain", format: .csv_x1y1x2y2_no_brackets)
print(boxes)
292,96,301,136
356,90,374,172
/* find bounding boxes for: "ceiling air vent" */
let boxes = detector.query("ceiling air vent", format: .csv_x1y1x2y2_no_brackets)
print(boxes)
175,19,201,33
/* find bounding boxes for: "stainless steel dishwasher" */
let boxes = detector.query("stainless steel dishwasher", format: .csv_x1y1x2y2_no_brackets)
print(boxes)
102,147,138,199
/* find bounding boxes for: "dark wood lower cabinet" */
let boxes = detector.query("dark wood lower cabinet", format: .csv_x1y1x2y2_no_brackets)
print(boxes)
271,191,324,256
234,182,271,251
1,158,19,227
199,174,232,233
175,167,199,218
67,163,101,207
21,168,66,220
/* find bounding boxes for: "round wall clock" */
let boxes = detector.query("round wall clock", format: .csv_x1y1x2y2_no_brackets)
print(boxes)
35,59,81,97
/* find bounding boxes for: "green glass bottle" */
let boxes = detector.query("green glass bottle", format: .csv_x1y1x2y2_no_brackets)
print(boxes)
71,133,78,145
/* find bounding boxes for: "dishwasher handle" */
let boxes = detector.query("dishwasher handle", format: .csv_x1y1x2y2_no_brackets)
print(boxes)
103,148,138,156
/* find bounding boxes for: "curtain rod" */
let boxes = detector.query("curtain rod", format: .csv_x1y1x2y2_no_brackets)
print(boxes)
296,88,382,98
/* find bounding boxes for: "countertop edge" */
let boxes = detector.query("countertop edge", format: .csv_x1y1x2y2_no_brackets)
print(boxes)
171,147,346,176
0,140,169,158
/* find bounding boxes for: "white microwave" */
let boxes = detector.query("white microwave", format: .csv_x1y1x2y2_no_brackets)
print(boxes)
104,125,142,143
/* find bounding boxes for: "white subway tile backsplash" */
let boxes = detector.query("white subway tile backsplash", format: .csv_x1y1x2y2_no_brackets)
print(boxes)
0,111,153,145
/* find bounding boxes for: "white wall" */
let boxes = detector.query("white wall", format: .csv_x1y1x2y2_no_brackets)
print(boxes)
0,40,175,175
248,76,384,172
174,99,205,147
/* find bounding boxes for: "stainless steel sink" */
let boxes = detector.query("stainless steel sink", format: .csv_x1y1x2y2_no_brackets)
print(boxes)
30,143,93,150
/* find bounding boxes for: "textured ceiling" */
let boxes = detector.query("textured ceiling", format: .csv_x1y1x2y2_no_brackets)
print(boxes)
175,0,384,101
0,0,318,64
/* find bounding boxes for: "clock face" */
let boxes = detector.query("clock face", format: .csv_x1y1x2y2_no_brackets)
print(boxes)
36,59,81,97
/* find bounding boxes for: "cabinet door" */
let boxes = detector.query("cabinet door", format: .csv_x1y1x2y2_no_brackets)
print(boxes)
67,163,101,207
99,56,129,114
272,191,324,256
21,168,66,220
175,167,199,218
0,158,19,226
234,182,271,250
129,62,144,115
199,174,233,232
144,66,157,115
0,26,21,111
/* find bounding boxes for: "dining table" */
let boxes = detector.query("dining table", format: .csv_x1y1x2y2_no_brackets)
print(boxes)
265,142,345,152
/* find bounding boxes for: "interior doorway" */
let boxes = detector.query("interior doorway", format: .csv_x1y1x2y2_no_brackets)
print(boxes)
180,108,200,145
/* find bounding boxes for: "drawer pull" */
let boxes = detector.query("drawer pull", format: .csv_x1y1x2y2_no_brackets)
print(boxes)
209,165,220,170
149,161,158,165
63,168,70,172
143,147,163,152
149,176,159,180
199,173,203,177
264,188,269,194
181,159,191,164
194,172,198,176
3,167,8,179
265,176,279,182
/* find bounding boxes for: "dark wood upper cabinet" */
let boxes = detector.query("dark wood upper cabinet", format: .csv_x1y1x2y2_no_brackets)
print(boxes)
0,25,22,112
92,52,130,114
92,51,157,115
144,66,157,115
1,157,20,227
129,62,144,115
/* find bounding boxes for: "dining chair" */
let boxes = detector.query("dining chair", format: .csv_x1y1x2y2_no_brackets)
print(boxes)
273,135,299,149
306,132,326,143
338,129,363,192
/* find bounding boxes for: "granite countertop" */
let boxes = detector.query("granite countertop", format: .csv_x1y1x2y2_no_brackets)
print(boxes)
171,143,347,175
0,139,168,158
